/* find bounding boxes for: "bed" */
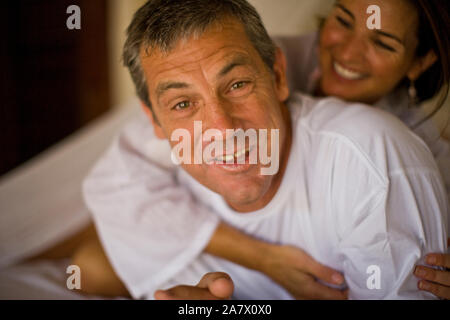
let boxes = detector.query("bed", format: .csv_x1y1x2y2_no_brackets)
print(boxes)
0,99,141,299
1,0,448,300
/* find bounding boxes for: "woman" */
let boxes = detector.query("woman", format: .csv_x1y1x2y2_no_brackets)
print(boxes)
70,0,450,299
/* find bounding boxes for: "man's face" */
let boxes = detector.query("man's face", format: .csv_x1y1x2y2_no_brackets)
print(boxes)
140,19,290,212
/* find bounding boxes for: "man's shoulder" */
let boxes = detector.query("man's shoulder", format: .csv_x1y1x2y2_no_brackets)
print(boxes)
290,92,413,139
287,94,447,248
288,92,438,176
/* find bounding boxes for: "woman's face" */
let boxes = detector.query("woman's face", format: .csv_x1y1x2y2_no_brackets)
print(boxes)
319,0,421,104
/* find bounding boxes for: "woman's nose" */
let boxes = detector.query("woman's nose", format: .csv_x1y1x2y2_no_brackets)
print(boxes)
336,35,366,64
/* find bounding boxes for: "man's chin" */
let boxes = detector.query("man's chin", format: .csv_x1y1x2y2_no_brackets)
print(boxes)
222,191,264,212
183,163,270,212
214,175,270,212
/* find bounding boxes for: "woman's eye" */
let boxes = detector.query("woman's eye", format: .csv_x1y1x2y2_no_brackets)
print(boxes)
230,81,247,91
336,16,352,29
374,40,396,52
172,101,191,110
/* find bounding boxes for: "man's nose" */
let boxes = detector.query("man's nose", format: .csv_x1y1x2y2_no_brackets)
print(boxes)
202,97,239,137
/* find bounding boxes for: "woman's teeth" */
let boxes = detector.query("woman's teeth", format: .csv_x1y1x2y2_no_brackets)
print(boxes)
333,62,364,80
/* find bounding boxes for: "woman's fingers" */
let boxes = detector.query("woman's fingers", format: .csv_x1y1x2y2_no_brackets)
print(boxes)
417,280,450,300
425,253,450,269
414,265,450,286
415,254,450,300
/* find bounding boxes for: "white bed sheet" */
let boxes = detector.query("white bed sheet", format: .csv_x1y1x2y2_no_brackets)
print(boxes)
0,99,141,269
0,100,142,299
0,258,125,300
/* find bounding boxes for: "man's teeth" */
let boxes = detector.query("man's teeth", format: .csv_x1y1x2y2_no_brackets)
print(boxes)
215,154,234,162
234,148,247,158
214,148,248,162
334,62,364,80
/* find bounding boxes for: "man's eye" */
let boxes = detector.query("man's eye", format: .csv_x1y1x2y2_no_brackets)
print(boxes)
374,40,396,52
336,16,352,29
230,81,247,91
172,101,191,110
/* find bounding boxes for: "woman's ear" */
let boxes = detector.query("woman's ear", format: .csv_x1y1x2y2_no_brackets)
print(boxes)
140,101,166,139
272,47,290,102
407,50,438,81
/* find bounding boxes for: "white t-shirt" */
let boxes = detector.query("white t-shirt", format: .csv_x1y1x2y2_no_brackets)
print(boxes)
83,107,221,298
84,93,448,299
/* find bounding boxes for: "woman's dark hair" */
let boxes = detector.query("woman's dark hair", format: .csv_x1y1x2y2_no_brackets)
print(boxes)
409,0,450,127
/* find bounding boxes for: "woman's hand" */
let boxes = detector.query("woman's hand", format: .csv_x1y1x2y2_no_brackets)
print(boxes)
414,250,450,299
260,244,348,300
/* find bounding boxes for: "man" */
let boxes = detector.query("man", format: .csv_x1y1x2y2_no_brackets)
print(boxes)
82,0,447,299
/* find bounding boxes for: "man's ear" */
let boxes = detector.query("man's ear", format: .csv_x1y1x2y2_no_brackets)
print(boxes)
407,50,438,81
140,101,166,139
272,47,290,102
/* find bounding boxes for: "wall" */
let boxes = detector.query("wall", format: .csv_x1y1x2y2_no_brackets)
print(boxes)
107,0,146,109
249,0,333,35
0,0,110,176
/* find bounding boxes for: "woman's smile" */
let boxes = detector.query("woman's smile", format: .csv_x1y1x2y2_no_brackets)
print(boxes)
332,60,368,81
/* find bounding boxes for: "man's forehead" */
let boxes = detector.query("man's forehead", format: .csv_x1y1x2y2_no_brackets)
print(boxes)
139,19,259,67
153,53,255,98
140,39,264,89
144,48,255,75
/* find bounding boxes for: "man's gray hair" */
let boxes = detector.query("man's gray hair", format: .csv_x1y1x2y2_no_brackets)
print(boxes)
123,0,276,110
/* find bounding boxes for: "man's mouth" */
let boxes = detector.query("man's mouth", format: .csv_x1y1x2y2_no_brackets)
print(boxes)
213,146,252,164
333,61,366,80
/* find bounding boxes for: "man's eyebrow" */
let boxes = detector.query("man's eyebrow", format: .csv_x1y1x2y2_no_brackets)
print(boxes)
374,30,403,45
156,81,190,99
217,56,252,79
335,3,355,20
